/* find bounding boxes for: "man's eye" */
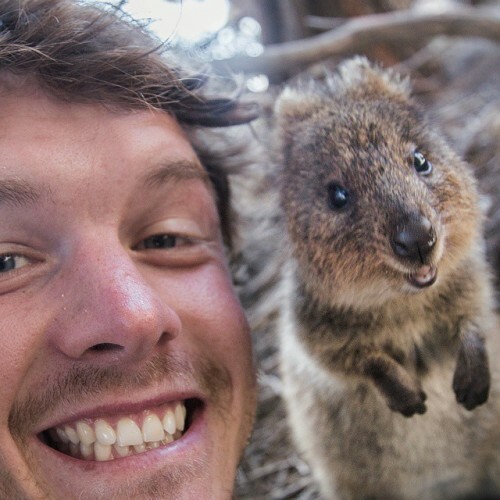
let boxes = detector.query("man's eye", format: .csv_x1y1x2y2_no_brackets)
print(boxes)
140,234,177,250
0,254,30,273
144,234,176,250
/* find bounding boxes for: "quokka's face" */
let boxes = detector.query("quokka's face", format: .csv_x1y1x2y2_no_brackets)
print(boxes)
279,96,482,307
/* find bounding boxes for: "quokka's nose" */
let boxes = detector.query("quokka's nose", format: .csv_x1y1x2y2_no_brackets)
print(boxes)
391,216,436,263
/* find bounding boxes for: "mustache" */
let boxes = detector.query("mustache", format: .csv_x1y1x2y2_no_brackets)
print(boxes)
9,352,231,440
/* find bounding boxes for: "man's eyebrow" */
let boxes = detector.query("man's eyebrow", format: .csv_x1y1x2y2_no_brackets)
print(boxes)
0,178,44,207
142,159,210,189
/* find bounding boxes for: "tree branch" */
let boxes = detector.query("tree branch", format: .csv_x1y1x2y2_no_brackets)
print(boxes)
214,5,500,77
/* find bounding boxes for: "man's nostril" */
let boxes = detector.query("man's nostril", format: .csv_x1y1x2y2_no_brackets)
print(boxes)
89,343,124,352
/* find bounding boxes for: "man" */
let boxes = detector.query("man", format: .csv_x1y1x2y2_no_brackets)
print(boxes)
0,0,257,498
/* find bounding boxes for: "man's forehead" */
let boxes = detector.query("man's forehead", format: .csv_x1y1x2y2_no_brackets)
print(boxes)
0,87,195,153
0,71,40,95
0,77,184,136
0,92,210,205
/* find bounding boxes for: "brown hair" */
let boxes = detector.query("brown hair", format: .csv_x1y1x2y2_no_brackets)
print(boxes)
0,0,258,246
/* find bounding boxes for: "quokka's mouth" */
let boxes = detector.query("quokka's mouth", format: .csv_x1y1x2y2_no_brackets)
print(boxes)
39,399,200,461
408,265,437,288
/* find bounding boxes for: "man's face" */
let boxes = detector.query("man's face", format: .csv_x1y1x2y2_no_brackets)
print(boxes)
0,91,256,499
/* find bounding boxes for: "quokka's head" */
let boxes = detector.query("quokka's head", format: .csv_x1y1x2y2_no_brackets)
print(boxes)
275,56,482,308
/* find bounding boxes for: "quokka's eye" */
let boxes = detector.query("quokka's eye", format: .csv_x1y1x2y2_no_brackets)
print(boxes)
327,182,350,209
413,150,433,175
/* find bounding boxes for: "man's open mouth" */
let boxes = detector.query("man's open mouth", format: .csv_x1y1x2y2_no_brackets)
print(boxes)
39,399,200,461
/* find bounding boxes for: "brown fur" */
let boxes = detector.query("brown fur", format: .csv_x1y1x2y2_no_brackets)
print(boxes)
275,57,499,499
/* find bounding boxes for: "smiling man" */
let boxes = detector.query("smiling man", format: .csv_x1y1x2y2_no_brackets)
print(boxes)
0,0,257,498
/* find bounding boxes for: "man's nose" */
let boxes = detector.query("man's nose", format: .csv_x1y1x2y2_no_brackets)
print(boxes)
48,240,181,363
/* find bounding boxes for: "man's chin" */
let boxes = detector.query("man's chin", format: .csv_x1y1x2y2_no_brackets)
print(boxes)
47,462,208,500
21,439,230,500
40,470,216,500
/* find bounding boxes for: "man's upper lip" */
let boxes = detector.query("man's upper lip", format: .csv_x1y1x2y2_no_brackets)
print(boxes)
34,389,201,433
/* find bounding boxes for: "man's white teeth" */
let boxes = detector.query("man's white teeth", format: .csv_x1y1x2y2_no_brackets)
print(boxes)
95,419,116,445
116,418,143,447
114,443,130,457
142,414,165,442
95,442,112,461
76,421,95,445
56,428,69,443
162,410,176,435
81,442,93,459
51,402,187,461
64,425,80,445
175,403,186,431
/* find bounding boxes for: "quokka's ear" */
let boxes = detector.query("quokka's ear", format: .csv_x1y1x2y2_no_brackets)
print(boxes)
335,55,412,101
274,86,323,124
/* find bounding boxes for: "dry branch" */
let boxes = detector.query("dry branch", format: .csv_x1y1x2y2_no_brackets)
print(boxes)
215,5,500,77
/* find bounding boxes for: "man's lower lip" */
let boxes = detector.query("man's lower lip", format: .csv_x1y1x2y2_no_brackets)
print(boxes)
39,399,201,462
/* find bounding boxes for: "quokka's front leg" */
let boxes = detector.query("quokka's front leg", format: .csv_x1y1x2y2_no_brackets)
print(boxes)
453,323,490,410
361,353,427,417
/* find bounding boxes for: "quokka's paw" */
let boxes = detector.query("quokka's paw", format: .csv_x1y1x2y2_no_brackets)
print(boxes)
453,363,490,410
387,388,427,417
364,355,428,417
